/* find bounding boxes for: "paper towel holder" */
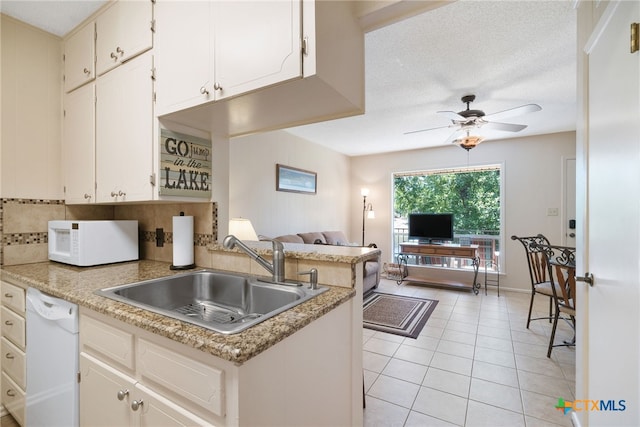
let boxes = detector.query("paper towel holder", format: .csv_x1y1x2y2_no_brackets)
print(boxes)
170,212,196,270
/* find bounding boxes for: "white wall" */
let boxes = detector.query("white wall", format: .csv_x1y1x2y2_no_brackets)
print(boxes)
351,131,576,292
229,130,352,240
229,128,575,293
1,15,63,199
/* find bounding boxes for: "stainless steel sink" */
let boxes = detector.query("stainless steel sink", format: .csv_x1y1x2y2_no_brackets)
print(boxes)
96,270,327,334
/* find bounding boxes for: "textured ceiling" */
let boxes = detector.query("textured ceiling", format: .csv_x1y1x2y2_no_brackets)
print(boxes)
0,1,106,36
1,1,576,157
287,0,577,156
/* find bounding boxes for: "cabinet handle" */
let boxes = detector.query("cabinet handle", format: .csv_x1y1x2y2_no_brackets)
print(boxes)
6,390,15,397
84,193,91,200
83,67,90,75
131,399,143,411
116,46,124,55
110,52,118,60
4,320,13,326
3,293,12,298
5,353,14,360
110,191,117,197
118,190,126,197
213,82,222,91
117,389,129,401
200,86,209,95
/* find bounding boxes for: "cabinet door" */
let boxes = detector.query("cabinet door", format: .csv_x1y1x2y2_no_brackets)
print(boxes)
136,383,212,427
154,0,213,115
1,372,25,427
213,0,302,99
64,22,95,93
96,52,153,203
63,83,95,204
96,0,153,76
80,353,134,427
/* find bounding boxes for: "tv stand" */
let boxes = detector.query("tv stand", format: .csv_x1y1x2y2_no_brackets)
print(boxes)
397,242,481,294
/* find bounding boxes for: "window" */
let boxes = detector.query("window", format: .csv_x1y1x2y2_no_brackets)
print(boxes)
393,165,502,271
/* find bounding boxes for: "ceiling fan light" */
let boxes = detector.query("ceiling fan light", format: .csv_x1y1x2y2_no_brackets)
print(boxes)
455,135,485,151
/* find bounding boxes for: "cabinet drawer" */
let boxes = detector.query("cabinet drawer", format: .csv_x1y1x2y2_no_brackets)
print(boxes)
1,337,26,389
1,307,25,349
1,282,26,314
80,313,134,371
1,371,25,426
138,338,225,417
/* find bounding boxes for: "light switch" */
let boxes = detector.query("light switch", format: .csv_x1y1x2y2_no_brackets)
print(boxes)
547,208,559,216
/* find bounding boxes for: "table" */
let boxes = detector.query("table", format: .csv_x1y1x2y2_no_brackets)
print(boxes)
397,243,481,294
484,257,500,296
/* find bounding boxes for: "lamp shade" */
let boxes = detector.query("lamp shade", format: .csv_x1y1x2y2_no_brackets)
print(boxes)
229,218,258,240
361,188,370,197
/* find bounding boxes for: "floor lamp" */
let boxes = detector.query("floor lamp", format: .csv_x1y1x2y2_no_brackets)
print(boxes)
361,188,375,246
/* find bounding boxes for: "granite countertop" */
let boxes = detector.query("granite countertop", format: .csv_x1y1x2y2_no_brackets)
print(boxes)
208,241,381,264
0,260,355,364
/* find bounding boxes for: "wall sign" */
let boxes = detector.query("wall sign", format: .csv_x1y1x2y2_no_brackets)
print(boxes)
160,129,212,198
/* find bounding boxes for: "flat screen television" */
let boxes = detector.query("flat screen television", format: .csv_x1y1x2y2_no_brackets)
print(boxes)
408,213,454,243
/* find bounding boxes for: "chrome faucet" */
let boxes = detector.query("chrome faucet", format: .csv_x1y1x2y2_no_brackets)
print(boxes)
222,235,285,283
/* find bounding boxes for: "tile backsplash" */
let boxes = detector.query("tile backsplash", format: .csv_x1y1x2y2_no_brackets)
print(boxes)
0,198,217,267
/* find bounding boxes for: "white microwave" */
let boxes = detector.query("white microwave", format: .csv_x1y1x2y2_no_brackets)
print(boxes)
48,220,139,266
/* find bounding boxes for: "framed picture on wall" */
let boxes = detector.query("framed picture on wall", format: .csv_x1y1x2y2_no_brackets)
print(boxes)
276,164,317,194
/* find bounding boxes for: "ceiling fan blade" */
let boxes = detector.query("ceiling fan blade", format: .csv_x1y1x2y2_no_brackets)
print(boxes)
404,124,453,135
483,121,528,132
483,103,542,121
437,110,466,121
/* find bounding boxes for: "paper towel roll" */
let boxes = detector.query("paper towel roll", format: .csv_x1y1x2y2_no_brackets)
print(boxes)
172,214,194,269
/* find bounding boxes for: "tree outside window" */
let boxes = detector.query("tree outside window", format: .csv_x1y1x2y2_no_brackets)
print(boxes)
393,165,501,270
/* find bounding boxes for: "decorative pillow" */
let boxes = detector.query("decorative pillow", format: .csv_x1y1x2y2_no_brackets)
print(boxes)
274,234,304,243
297,232,326,244
322,231,349,246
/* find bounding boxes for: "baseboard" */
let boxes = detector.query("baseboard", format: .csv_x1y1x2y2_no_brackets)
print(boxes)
381,276,530,295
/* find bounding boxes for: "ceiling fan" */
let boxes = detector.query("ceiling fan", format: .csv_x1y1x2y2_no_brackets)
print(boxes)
405,95,542,150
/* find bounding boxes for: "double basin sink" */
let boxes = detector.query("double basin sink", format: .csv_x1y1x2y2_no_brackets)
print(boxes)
96,270,327,334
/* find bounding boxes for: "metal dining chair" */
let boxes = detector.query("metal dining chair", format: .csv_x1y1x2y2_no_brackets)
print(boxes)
535,243,576,357
511,234,559,328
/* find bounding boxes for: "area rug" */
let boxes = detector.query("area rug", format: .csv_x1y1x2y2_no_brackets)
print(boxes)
363,292,438,339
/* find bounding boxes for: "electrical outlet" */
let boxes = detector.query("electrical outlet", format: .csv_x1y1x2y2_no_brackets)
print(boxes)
156,228,164,247
547,208,559,216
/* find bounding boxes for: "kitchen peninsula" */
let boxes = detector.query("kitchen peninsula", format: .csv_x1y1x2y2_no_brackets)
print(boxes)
1,243,378,426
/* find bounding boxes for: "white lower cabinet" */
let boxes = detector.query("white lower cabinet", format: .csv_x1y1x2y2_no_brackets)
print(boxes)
79,296,357,426
79,310,217,426
79,353,135,426
80,353,210,427
0,281,26,426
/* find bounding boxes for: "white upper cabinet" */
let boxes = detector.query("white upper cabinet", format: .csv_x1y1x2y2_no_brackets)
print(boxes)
96,52,154,203
155,0,302,116
96,0,153,76
63,83,96,204
154,1,214,115
213,0,302,99
64,22,95,93
159,0,364,137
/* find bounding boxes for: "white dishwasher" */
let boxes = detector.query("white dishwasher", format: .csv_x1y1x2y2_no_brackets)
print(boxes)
26,287,79,427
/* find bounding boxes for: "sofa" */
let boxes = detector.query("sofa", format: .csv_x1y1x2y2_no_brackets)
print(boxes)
273,231,380,295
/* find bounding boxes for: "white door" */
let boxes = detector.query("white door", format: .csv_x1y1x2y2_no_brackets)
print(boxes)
579,1,640,426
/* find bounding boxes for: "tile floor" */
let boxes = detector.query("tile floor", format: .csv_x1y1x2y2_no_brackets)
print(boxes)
363,278,575,427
